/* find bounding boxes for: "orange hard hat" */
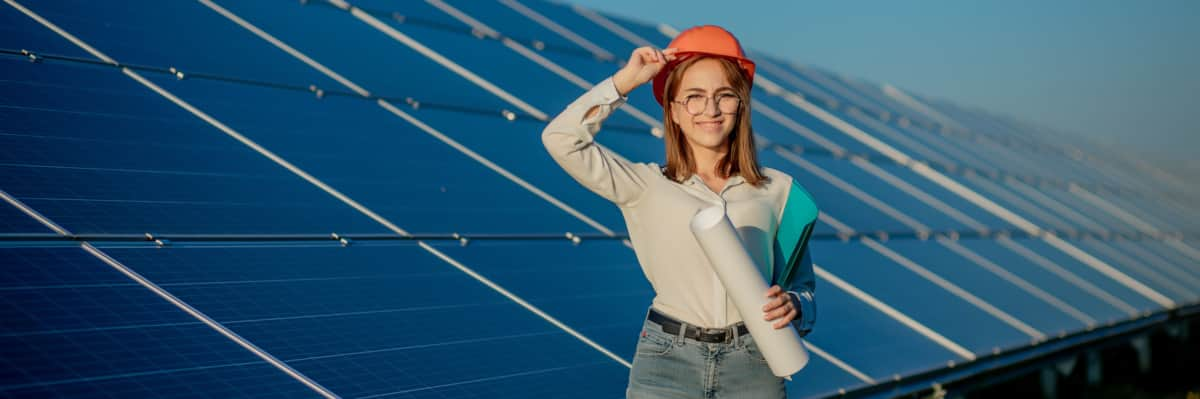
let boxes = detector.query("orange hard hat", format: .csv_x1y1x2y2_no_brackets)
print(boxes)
652,25,756,107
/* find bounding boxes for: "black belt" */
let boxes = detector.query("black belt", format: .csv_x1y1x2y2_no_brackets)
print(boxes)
648,308,749,344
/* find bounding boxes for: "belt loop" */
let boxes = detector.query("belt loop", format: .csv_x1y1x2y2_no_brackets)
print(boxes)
675,319,688,345
730,323,740,347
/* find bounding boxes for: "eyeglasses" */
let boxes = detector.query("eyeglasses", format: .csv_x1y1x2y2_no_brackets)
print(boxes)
672,93,742,116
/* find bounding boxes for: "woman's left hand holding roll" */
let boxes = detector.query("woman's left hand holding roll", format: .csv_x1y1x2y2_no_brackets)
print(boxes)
762,285,797,329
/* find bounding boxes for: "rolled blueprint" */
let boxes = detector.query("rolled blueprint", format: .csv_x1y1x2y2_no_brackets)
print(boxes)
690,206,809,379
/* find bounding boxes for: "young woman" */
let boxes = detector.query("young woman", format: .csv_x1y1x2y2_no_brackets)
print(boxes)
541,25,817,398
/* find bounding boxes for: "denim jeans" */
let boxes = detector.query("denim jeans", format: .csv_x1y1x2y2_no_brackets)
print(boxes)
626,307,787,398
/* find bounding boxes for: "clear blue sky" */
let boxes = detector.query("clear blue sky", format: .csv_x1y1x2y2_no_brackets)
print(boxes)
570,0,1199,168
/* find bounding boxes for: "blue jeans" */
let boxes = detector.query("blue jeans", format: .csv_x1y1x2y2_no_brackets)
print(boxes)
626,307,787,398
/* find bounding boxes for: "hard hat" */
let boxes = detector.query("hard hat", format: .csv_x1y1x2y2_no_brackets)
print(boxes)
652,25,756,107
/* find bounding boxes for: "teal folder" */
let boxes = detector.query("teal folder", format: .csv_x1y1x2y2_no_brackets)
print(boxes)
771,181,819,287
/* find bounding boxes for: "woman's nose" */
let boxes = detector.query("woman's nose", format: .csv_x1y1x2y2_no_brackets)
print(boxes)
704,98,722,116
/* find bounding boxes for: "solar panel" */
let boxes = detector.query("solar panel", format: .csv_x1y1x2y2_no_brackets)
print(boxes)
0,246,321,398
0,201,51,234
1,0,1195,397
95,243,632,398
0,59,388,235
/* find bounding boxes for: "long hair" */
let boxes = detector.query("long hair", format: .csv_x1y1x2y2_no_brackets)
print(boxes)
661,56,766,187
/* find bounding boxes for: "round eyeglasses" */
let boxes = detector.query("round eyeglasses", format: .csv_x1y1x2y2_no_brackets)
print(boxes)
672,93,742,116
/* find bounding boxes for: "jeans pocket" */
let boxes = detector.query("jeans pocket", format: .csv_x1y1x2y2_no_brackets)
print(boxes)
635,327,676,357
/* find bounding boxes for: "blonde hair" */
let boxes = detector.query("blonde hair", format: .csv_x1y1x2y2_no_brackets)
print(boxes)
661,56,766,187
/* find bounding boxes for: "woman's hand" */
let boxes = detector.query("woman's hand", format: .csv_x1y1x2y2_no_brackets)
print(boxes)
612,46,679,97
763,285,798,329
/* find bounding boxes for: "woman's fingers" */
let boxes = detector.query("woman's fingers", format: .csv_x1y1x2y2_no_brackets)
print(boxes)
663,47,679,62
629,47,649,66
765,302,795,323
765,301,790,319
763,285,797,327
764,285,782,298
644,48,662,64
633,46,673,66
762,293,789,313
614,46,676,94
773,308,797,329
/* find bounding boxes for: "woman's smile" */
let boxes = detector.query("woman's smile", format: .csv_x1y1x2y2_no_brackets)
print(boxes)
694,119,725,132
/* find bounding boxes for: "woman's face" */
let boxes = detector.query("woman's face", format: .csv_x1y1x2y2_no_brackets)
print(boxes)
669,58,739,154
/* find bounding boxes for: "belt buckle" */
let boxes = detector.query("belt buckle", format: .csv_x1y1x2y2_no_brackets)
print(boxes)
699,326,732,344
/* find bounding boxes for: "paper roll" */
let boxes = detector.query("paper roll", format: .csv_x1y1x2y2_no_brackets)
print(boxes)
690,206,809,378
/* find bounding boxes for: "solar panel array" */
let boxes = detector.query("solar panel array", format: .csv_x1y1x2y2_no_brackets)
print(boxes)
1,1,1197,398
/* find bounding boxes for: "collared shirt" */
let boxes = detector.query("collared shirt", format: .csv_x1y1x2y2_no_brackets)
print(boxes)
541,77,816,334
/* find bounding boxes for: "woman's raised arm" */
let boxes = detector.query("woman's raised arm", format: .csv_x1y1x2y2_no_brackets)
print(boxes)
540,47,677,207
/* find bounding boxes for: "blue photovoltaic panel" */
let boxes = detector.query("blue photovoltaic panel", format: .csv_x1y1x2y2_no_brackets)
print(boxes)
759,61,1195,297
749,86,891,156
1082,240,1198,303
192,0,644,232
5,0,613,235
812,158,978,231
138,72,601,235
751,54,844,106
805,68,897,117
1113,240,1200,286
371,0,639,123
430,239,652,357
758,152,916,234
438,0,605,60
0,5,91,59
98,243,632,398
0,58,387,235
293,0,643,129
879,239,1091,335
0,202,50,234
0,247,319,398
813,240,1032,352
1,0,1195,398
950,238,1135,323
804,270,962,379
1141,241,1200,280
1109,195,1188,231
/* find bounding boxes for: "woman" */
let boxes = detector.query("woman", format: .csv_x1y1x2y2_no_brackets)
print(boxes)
541,25,817,398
